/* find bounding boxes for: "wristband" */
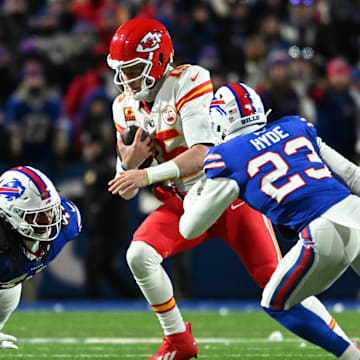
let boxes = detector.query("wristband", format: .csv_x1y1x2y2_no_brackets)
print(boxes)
145,160,180,185
121,162,129,171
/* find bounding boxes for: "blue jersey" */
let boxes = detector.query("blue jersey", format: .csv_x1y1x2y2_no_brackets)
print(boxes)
204,116,351,232
0,198,82,289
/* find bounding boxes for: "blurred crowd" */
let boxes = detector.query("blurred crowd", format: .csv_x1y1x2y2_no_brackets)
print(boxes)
0,0,360,298
0,0,358,170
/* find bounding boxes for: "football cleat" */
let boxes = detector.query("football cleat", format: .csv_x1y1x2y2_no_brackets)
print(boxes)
148,322,198,360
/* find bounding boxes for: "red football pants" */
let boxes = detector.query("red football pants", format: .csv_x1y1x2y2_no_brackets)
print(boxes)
133,186,281,289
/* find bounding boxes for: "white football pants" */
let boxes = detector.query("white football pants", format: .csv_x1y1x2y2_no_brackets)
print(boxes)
262,196,360,310
0,284,22,330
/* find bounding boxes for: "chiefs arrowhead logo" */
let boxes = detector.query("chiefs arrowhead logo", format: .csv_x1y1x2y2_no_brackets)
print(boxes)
137,31,162,53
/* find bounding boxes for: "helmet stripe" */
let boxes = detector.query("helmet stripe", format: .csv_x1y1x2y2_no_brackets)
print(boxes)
225,83,256,118
11,166,50,200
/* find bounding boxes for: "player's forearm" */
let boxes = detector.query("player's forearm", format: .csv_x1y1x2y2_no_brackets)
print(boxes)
144,144,210,186
317,137,360,195
179,178,239,239
173,144,211,178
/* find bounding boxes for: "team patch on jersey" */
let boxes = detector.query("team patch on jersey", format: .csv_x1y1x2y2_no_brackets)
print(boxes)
0,180,25,201
136,31,162,52
162,105,177,125
124,107,136,122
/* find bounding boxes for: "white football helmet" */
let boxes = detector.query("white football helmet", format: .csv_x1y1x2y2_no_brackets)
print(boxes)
0,166,62,242
210,83,267,141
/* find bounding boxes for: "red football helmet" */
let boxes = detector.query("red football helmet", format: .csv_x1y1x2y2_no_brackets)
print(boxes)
107,18,174,100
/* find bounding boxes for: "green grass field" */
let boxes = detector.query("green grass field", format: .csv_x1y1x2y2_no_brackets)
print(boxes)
1,310,359,359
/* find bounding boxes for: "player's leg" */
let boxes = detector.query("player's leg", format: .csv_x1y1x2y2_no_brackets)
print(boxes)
0,284,22,330
261,218,360,358
219,204,354,352
214,201,281,289
0,284,21,349
126,187,206,359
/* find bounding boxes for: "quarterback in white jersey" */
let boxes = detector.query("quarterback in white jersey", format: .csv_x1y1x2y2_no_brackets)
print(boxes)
180,83,360,359
107,18,290,360
112,62,214,192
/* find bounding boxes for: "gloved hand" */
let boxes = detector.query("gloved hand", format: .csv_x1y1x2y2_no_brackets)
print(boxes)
0,332,18,349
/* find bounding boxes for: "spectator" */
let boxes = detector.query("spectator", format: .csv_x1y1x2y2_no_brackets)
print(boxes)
70,0,129,36
313,57,358,161
314,0,360,65
0,45,18,107
243,35,267,88
258,50,301,123
1,0,30,53
5,59,68,173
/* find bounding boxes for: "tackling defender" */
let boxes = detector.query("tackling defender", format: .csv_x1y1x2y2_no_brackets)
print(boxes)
107,19,354,360
0,166,82,349
180,83,360,359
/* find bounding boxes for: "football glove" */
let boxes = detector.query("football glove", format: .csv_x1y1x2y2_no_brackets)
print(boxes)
0,332,18,350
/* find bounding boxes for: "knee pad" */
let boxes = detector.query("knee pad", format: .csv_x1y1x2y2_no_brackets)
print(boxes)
126,241,163,278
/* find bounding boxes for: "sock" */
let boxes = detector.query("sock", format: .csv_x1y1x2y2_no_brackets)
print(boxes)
151,296,186,336
127,241,186,336
302,296,351,342
263,303,350,357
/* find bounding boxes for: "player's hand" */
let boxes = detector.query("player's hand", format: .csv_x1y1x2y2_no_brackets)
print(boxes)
108,169,148,197
117,129,154,169
0,333,18,350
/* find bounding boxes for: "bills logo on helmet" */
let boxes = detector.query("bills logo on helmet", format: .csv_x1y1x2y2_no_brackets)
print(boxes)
137,31,162,52
0,180,25,201
210,97,226,114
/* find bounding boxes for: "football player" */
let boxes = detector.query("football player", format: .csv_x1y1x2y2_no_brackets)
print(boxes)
107,19,350,360
0,166,82,349
180,83,360,359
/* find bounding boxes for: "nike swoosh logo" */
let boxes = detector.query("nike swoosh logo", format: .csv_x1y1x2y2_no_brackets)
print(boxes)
191,71,200,81
230,202,245,210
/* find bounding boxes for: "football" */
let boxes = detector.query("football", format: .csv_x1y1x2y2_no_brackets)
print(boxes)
120,125,153,168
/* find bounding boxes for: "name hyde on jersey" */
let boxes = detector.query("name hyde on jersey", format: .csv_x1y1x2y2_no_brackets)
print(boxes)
250,126,289,151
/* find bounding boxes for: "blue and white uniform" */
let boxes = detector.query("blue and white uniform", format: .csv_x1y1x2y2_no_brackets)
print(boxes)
204,116,351,232
180,115,360,359
0,197,81,336
0,198,81,289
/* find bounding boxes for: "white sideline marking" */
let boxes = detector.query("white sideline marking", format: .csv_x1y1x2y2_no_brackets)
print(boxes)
18,337,299,344
18,336,360,344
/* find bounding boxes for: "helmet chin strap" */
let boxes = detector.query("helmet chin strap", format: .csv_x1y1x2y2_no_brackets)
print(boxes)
138,66,173,102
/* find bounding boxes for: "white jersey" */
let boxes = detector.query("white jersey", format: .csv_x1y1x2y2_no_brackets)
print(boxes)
112,64,216,192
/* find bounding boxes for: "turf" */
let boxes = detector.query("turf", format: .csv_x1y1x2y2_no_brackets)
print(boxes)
0,310,358,359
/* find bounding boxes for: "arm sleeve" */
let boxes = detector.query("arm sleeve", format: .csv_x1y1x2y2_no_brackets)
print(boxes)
179,177,239,239
317,137,360,195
